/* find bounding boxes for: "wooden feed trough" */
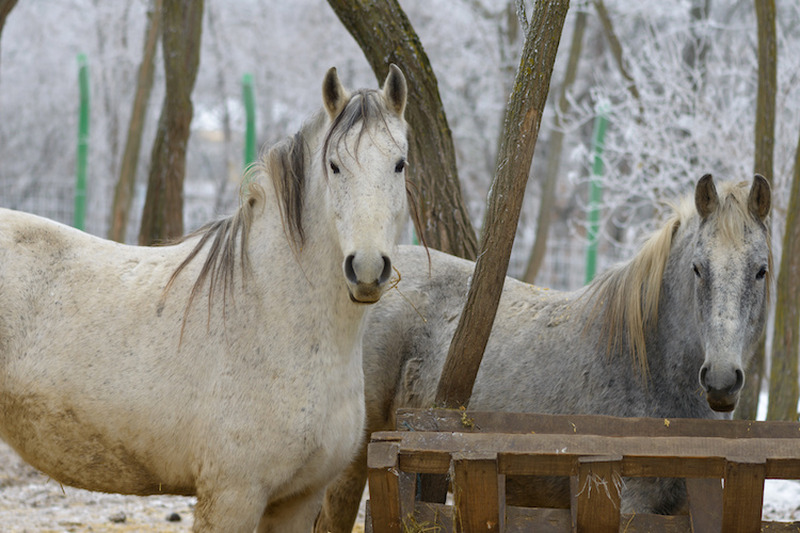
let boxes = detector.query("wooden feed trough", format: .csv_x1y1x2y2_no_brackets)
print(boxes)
365,408,800,532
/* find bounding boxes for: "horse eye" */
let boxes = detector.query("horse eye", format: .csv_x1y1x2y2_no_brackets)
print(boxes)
756,266,767,280
394,159,406,173
692,263,701,279
329,161,340,174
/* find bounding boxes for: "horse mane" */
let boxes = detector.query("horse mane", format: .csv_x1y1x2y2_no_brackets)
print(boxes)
162,86,406,337
160,177,264,336
584,180,771,378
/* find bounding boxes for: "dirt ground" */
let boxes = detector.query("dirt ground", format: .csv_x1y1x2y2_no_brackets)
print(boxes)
0,439,367,533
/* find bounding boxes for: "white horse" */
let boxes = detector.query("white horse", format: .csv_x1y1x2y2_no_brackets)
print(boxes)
0,65,409,532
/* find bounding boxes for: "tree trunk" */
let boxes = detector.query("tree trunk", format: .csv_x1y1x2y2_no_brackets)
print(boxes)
109,0,162,242
138,0,203,245
523,10,586,284
327,0,478,260
737,0,777,420
766,128,800,421
435,0,570,409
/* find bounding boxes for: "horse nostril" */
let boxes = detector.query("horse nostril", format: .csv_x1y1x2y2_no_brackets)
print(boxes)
699,365,709,391
344,254,358,284
378,255,392,286
731,367,745,395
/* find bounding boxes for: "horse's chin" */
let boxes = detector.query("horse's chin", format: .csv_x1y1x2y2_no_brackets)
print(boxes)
348,290,382,305
706,395,738,413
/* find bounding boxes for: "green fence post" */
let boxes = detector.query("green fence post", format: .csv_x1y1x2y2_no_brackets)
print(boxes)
75,53,89,231
242,73,256,169
585,103,608,284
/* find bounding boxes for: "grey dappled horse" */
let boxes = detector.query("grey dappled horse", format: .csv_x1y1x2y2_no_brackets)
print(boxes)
317,175,771,531
0,66,410,532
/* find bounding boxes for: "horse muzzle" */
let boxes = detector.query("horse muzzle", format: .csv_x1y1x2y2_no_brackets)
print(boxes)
700,363,744,413
343,252,393,304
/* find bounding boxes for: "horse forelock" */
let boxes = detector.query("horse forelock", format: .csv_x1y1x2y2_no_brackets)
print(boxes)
322,89,403,172
698,180,773,302
264,90,401,252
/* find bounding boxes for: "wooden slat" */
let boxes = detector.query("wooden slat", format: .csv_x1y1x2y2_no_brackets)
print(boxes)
364,500,373,533
412,504,694,533
372,431,800,479
570,455,621,533
367,441,403,533
451,451,503,532
370,412,800,532
412,501,454,531
721,458,766,533
507,507,571,533
395,408,800,439
686,477,722,533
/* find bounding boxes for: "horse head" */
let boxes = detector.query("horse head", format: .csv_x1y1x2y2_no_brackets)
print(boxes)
320,65,409,304
692,174,771,412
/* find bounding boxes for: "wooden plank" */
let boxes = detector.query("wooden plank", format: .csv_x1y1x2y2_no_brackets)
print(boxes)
372,431,800,479
412,501,454,531
500,452,575,477
570,455,621,533
451,452,503,532
398,449,452,474
367,441,403,533
721,458,766,533
686,477,722,533
398,469,418,522
411,504,694,533
760,521,800,531
507,507,571,533
395,408,800,439
618,512,691,532
409,502,792,533
365,500,373,533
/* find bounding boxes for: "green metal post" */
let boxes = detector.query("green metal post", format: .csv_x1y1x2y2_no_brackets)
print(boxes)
75,53,89,231
242,73,256,169
585,104,608,284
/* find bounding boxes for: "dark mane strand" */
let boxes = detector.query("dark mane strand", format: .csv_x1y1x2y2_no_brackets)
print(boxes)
161,182,261,343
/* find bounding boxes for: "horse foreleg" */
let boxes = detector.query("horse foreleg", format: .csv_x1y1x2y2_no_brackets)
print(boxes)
193,485,268,533
315,437,369,533
257,487,324,533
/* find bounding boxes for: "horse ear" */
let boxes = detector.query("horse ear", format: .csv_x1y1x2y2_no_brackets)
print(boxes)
382,64,407,117
748,174,771,222
322,67,348,119
695,174,718,219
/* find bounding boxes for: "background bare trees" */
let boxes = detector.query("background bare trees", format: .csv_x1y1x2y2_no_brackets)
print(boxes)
1,0,799,419
109,0,162,243
138,0,203,245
